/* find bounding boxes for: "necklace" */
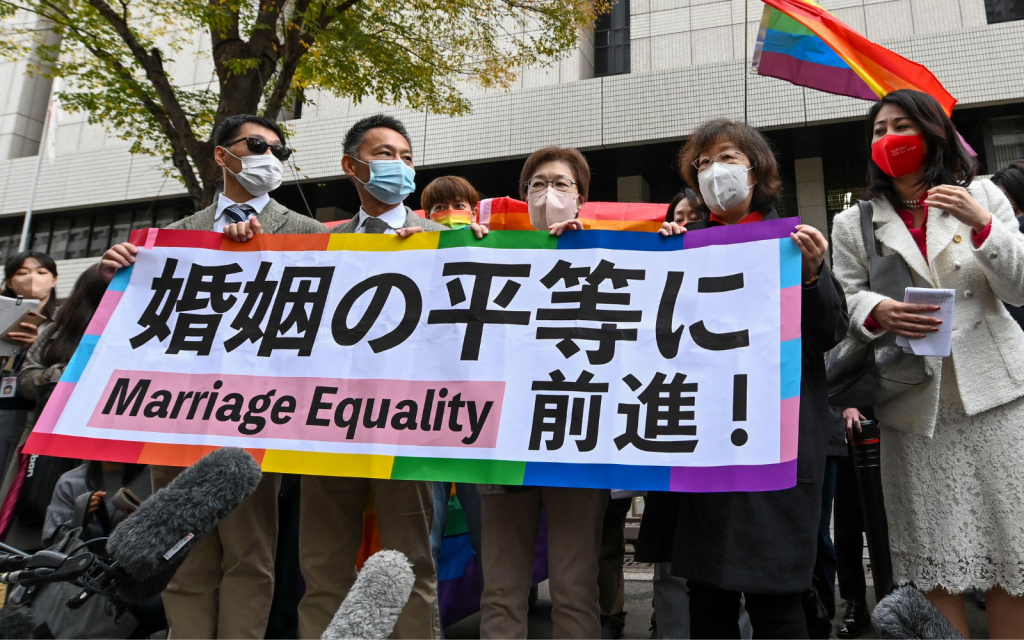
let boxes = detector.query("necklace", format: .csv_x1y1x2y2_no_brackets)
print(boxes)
902,199,923,209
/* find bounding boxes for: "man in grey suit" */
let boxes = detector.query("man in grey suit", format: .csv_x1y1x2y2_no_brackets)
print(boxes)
222,115,457,639
99,114,325,640
298,115,443,640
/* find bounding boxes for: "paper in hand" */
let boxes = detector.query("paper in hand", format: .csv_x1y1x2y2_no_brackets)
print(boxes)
896,287,955,357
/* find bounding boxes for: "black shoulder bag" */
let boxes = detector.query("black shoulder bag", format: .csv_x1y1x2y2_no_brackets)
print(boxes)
825,201,932,407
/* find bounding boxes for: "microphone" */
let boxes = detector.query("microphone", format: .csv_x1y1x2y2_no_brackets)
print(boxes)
0,605,36,639
872,586,964,639
321,550,415,640
105,447,262,604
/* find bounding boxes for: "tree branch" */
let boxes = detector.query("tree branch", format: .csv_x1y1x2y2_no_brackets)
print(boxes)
83,0,204,163
263,0,361,118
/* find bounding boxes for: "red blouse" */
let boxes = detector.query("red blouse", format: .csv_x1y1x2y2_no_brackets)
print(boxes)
708,211,766,225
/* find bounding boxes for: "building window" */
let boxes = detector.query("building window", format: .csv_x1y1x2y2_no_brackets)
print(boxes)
989,116,1024,171
986,0,1024,23
595,0,630,77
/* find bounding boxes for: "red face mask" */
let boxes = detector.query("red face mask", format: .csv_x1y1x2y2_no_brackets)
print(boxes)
871,133,927,178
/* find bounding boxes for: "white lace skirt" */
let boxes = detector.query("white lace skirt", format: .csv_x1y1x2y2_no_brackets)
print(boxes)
881,358,1024,596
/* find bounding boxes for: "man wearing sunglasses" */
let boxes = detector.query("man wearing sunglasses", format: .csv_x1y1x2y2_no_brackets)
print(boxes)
98,114,326,640
101,114,326,279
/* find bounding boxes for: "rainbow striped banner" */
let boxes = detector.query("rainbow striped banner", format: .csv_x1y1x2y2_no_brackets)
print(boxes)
26,221,802,492
753,0,956,114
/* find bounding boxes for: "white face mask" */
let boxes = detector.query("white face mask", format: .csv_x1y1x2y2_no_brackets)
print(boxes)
224,150,284,196
528,186,579,229
698,162,753,214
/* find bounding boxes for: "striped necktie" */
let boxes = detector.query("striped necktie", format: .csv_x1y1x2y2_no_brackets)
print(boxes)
224,203,257,224
361,217,392,234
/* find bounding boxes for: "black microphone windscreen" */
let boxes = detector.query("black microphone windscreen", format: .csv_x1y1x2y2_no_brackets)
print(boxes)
106,447,262,603
872,586,965,639
321,550,415,640
0,606,36,639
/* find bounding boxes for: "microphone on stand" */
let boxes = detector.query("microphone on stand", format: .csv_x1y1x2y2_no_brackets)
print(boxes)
0,447,263,618
103,446,262,605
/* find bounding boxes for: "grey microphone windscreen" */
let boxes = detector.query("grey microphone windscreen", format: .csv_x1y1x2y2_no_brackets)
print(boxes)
321,550,415,640
872,586,965,639
106,447,262,603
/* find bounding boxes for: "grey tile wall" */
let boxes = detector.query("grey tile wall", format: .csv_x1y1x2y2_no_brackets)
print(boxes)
0,0,1020,216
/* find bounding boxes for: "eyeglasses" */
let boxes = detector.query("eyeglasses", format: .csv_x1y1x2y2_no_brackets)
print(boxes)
525,178,577,194
693,150,749,172
223,136,293,162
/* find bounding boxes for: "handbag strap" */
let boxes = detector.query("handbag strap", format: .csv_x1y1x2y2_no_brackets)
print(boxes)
857,200,881,261
72,490,112,535
857,199,916,301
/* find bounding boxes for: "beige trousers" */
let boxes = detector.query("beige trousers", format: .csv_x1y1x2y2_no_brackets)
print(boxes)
480,487,607,639
297,476,438,640
151,465,281,640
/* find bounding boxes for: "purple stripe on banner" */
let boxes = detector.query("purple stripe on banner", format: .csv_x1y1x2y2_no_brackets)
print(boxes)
684,216,799,250
758,50,878,101
669,459,797,492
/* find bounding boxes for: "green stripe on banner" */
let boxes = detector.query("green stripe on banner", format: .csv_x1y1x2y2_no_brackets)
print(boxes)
437,229,558,250
391,457,527,484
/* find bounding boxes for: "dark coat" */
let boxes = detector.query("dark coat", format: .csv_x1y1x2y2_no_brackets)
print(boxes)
635,212,850,594
1004,215,1024,328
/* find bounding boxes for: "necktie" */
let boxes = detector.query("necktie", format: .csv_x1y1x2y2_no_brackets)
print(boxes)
225,203,257,224
361,217,392,234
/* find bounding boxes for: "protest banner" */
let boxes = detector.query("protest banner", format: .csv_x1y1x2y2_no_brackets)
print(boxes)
25,219,803,492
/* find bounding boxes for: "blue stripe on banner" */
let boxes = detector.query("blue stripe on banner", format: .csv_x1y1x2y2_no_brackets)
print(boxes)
108,265,133,292
762,30,850,69
779,237,802,289
63,334,100,383
780,338,802,399
523,461,671,490
558,230,684,252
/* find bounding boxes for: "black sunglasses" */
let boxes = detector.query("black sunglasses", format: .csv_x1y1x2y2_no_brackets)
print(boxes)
224,136,293,162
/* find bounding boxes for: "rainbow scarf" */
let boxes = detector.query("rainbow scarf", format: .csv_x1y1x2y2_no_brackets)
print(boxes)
753,0,956,115
430,209,473,230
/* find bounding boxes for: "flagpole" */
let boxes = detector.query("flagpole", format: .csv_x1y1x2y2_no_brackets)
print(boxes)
18,80,56,253
743,0,749,123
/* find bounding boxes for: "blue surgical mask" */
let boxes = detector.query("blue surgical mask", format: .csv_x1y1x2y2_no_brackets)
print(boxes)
349,156,416,205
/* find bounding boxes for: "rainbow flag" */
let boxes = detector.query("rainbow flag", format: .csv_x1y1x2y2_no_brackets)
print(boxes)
436,495,549,625
752,0,956,115
475,197,668,232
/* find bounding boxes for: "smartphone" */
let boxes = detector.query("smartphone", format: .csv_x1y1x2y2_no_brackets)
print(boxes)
1,310,47,343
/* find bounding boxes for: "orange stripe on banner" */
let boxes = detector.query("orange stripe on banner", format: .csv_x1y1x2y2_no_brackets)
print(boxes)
219,233,330,252
139,442,267,467
585,219,663,232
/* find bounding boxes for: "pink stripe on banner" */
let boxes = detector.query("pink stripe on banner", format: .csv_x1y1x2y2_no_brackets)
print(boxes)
780,395,800,462
780,285,802,342
33,381,76,434
89,371,505,448
669,459,797,492
85,291,124,336
144,228,158,249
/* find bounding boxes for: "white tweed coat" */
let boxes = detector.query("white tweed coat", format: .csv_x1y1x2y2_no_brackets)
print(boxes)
831,179,1024,436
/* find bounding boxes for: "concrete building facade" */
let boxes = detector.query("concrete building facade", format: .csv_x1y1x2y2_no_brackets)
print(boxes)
1,0,1023,296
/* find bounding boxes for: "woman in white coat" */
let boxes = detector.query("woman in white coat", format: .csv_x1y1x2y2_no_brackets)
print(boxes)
831,89,1024,638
